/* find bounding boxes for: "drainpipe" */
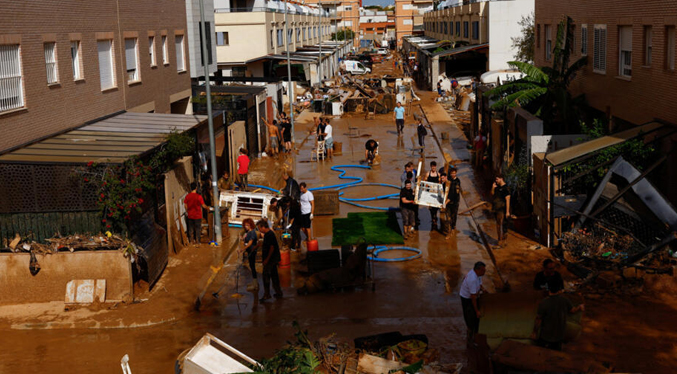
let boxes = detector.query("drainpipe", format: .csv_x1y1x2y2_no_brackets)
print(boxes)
318,0,322,85
199,0,222,244
284,0,295,143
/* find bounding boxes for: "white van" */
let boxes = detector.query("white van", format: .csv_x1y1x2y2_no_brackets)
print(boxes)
342,60,371,75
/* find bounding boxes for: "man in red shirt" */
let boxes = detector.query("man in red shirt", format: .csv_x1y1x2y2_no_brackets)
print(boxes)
237,148,250,191
184,182,210,246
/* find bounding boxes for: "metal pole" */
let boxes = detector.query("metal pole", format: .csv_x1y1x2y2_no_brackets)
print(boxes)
318,0,322,84
284,0,295,143
199,0,222,244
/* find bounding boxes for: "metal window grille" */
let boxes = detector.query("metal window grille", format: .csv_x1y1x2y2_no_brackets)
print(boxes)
162,35,168,64
125,38,139,81
149,36,156,66
667,27,675,70
581,25,588,55
175,35,185,71
644,26,652,66
545,25,552,61
44,42,58,84
97,40,116,90
70,41,82,79
0,44,24,113
594,25,607,73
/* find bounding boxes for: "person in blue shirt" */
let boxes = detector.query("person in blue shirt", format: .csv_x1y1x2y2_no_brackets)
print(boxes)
393,101,406,135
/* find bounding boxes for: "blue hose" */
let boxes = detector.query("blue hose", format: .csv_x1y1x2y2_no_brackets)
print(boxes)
368,246,422,262
249,164,403,211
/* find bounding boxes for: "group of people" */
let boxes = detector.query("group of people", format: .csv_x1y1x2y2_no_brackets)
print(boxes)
313,116,334,160
392,101,428,150
399,161,462,240
262,111,293,157
460,259,584,351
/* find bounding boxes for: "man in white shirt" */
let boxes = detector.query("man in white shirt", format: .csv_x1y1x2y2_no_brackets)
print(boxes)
460,262,487,342
299,182,314,243
322,119,333,160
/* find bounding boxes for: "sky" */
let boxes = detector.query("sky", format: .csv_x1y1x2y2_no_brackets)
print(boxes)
362,0,394,7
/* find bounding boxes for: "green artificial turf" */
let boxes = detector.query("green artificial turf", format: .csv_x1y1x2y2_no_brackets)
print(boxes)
332,211,404,246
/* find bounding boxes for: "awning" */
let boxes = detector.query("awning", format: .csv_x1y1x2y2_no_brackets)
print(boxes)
546,121,666,167
432,43,489,58
0,112,208,164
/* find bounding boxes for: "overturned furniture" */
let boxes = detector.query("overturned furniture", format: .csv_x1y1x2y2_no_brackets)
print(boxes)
219,191,277,225
177,333,258,374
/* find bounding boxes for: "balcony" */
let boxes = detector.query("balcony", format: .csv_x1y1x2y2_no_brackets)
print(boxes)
215,5,329,17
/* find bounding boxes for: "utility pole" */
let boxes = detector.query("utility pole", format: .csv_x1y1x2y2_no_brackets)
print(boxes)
318,0,322,84
198,0,222,244
284,0,295,143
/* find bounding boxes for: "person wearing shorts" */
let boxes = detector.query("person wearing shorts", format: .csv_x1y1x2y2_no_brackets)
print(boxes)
323,120,333,159
299,182,314,243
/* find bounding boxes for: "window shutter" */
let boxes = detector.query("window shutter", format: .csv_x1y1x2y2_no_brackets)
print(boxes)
594,27,601,70
98,40,115,89
125,39,137,71
175,35,185,71
600,28,607,70
44,42,58,84
620,26,632,51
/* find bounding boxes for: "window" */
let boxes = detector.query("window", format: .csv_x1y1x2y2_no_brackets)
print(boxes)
125,38,139,82
44,42,58,84
161,35,168,64
472,21,479,40
232,66,247,77
70,40,83,80
270,30,274,49
314,27,317,38
0,44,24,113
345,21,353,27
536,24,541,47
644,26,652,66
402,4,412,10
618,26,632,77
581,24,588,56
277,29,283,47
97,40,116,90
456,22,460,36
593,24,607,73
463,21,469,38
403,19,413,26
545,24,552,61
303,28,306,41
216,32,229,47
667,26,675,70
345,5,352,11
198,22,213,66
175,35,185,72
149,36,156,66
449,22,452,35
297,28,301,42
287,29,292,46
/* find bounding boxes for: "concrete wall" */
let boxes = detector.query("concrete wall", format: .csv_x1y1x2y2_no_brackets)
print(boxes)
186,0,218,79
0,0,191,153
0,251,132,304
488,0,534,70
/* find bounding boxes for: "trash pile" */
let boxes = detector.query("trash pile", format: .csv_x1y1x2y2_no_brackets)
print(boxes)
559,225,637,263
311,74,408,116
255,323,461,374
6,232,138,255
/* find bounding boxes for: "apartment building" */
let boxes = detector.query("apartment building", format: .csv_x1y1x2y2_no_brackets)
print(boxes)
405,0,533,88
0,0,192,153
395,0,433,47
213,0,350,85
303,0,360,45
534,0,677,128
185,0,218,80
359,10,396,46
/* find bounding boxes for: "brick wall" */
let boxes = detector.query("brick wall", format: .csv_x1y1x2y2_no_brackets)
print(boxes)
0,0,191,153
535,0,677,127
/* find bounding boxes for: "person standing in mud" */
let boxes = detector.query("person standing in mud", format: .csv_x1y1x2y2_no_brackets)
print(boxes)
261,116,280,157
460,262,487,343
444,168,461,239
256,219,283,301
239,218,259,291
491,174,511,245
393,102,406,135
425,161,440,231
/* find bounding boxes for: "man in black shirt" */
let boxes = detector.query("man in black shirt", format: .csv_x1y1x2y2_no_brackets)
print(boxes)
533,259,564,292
365,139,378,165
443,168,462,239
400,180,417,239
531,282,584,351
282,170,300,201
256,219,283,301
491,174,511,245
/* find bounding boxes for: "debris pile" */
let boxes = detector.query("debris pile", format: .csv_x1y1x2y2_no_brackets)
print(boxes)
560,225,637,263
254,323,461,374
6,232,138,255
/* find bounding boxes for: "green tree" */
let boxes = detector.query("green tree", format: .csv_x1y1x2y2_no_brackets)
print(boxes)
331,28,355,41
486,16,587,133
511,12,535,62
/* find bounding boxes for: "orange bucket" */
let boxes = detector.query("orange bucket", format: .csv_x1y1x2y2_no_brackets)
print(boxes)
307,239,319,252
279,249,291,268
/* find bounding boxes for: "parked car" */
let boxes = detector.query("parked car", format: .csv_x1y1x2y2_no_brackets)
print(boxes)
376,48,389,55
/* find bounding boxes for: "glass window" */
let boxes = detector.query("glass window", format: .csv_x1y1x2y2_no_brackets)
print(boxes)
0,44,25,112
593,24,607,73
149,36,156,66
70,40,83,80
175,35,185,72
124,38,139,82
44,42,59,84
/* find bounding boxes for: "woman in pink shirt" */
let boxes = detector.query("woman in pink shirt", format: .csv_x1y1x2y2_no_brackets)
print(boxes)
237,148,250,191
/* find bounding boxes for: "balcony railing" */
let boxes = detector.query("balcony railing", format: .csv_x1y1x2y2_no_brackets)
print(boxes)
215,7,329,17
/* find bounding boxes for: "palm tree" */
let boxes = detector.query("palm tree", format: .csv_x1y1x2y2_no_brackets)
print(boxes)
486,16,587,133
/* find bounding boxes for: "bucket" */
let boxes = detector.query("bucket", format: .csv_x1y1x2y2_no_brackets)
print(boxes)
307,239,319,252
279,249,291,268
